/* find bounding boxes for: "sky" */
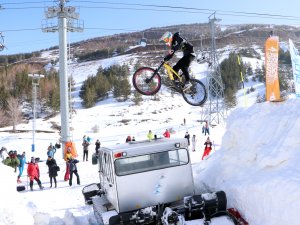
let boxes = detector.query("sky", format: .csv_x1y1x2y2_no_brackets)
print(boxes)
0,47,299,224
1,0,300,55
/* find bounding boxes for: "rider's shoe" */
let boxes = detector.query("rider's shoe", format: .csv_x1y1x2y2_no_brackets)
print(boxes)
182,81,192,91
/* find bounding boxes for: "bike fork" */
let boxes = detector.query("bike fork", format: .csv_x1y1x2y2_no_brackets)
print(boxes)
146,62,164,83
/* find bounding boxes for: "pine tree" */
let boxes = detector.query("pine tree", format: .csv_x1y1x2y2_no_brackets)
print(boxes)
220,52,245,107
83,86,97,108
133,90,143,105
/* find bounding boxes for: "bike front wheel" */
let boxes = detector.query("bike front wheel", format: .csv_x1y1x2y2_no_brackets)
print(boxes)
132,67,162,95
182,78,207,106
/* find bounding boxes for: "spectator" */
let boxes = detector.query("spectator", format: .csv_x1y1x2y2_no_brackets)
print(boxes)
132,136,136,141
95,139,101,154
17,151,26,183
125,136,132,143
147,130,154,141
183,118,186,126
3,150,20,172
191,135,197,152
202,137,213,160
27,157,44,191
204,121,210,136
64,147,73,181
184,132,190,146
68,157,80,186
47,143,56,159
163,129,170,138
0,147,8,161
82,140,90,161
46,155,58,188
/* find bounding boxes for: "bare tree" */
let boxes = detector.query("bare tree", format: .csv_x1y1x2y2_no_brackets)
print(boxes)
6,97,22,132
0,110,9,127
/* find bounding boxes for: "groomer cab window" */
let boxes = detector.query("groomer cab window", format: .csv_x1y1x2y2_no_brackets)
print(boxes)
114,148,189,176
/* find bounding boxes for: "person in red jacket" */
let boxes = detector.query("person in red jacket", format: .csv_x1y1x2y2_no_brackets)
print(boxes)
27,157,44,191
202,137,213,160
163,129,170,138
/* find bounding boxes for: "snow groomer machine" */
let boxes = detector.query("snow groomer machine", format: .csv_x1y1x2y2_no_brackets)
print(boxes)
82,138,248,225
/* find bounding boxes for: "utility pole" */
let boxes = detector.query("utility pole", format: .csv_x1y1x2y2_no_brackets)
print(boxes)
202,12,226,125
28,74,44,152
42,0,83,157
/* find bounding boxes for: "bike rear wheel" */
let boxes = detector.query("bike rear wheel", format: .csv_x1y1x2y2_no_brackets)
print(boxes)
181,78,207,106
132,67,162,95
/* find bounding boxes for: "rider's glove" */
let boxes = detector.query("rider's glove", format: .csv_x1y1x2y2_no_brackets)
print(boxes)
164,54,172,61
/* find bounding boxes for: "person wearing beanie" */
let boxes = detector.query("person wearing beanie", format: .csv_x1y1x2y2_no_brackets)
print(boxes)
46,155,59,188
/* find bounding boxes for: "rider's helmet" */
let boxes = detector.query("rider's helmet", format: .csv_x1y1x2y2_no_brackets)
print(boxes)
160,31,173,46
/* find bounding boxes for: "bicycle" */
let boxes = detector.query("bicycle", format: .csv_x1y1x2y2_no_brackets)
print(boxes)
132,60,207,106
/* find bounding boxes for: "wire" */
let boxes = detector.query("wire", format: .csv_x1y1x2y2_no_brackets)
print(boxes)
0,27,139,33
80,5,204,14
2,0,300,21
1,28,41,32
1,1,53,4
78,5,300,21
73,0,300,20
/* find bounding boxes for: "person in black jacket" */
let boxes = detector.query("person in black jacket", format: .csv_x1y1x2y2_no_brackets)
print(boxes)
82,140,90,161
68,157,80,186
46,155,58,188
184,131,190,146
95,139,101,154
160,31,196,90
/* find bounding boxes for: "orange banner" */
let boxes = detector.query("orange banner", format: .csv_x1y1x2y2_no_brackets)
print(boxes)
265,36,280,101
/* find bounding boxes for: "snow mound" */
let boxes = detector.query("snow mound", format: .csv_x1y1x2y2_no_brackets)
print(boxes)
194,99,300,225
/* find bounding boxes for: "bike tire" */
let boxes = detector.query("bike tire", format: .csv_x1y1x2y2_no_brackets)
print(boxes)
132,67,162,95
181,78,207,106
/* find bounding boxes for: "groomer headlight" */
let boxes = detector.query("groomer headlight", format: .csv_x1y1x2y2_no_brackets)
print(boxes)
175,143,180,148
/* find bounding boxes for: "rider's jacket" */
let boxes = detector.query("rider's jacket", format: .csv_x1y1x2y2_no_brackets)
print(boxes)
171,32,195,56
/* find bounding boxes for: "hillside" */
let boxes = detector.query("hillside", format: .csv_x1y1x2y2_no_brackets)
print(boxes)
1,23,300,66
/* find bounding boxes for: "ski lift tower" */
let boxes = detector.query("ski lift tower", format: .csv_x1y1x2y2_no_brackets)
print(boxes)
202,12,226,125
0,32,5,51
42,0,84,157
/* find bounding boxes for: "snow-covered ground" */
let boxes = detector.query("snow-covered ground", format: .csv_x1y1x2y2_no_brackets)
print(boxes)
0,52,298,225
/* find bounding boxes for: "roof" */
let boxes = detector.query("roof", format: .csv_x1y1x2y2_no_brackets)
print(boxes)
102,138,188,157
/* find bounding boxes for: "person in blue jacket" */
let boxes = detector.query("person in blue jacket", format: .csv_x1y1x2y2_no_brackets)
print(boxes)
17,151,26,183
47,143,56,159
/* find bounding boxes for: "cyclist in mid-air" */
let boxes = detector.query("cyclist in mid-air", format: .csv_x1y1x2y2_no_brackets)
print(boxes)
160,31,196,91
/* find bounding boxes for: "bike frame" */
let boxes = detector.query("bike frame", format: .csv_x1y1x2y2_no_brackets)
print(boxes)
163,62,183,82
148,61,183,83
